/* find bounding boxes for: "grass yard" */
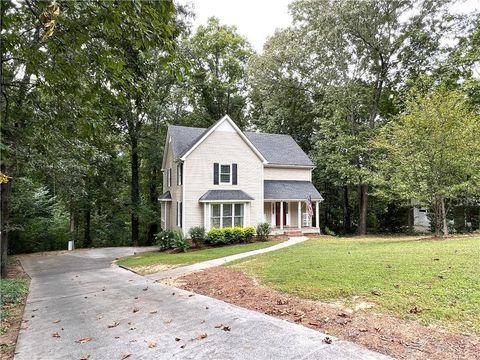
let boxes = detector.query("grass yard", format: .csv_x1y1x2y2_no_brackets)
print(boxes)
117,240,281,274
231,235,480,334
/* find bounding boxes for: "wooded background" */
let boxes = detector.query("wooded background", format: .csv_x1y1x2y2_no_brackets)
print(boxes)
1,0,479,275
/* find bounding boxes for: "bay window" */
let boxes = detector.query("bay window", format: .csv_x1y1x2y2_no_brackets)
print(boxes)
210,203,244,228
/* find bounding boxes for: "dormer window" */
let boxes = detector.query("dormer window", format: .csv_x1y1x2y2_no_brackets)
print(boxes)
220,164,231,184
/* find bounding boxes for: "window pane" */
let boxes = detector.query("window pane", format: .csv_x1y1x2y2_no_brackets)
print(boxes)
211,217,220,228
212,204,220,217
220,165,231,183
223,204,232,216
220,165,230,174
234,216,243,227
234,204,243,216
223,216,232,227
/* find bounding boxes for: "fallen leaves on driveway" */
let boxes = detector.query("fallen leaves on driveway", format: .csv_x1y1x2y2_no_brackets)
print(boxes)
147,340,157,348
79,356,90,360
52,319,61,323
52,332,61,338
108,321,120,328
196,333,208,340
121,352,132,359
132,308,139,313
76,337,93,344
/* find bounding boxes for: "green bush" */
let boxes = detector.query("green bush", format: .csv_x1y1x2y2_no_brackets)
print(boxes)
155,229,175,250
223,227,235,244
207,226,258,245
324,226,336,236
256,222,271,241
206,227,226,245
188,226,206,247
172,231,189,252
242,226,256,243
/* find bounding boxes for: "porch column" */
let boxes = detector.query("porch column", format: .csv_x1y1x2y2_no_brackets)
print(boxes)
280,201,284,230
315,201,320,231
203,203,208,229
298,201,302,229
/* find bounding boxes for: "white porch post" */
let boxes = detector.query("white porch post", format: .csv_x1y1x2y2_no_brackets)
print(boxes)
280,201,284,230
297,201,301,229
203,203,208,229
315,201,320,231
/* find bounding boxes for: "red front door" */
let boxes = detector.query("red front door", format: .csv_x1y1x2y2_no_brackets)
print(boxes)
275,202,287,226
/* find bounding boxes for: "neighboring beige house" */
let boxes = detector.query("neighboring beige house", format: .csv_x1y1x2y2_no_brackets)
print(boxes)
159,115,323,236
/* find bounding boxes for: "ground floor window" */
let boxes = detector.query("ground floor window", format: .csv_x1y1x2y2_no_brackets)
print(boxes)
211,203,244,228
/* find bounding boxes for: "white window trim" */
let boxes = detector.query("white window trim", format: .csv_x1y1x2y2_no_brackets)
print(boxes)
219,164,232,185
210,203,244,228
167,168,171,187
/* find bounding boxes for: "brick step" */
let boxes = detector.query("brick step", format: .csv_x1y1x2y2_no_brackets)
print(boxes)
284,230,303,237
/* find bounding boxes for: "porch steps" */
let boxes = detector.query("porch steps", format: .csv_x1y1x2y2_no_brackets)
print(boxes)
284,230,304,237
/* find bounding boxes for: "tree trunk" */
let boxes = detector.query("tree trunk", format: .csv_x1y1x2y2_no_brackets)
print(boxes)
358,184,368,235
441,196,449,237
433,196,441,237
84,185,92,248
0,164,12,277
343,185,351,233
131,134,140,247
147,167,159,245
69,200,75,244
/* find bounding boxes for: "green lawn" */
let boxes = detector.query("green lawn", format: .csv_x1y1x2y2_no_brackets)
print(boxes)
230,236,480,334
1,278,29,335
117,241,281,274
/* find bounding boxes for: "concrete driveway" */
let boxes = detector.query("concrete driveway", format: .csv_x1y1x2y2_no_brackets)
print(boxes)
16,247,390,360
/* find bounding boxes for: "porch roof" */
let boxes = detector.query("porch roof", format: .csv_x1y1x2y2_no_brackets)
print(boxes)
158,191,172,201
264,180,323,201
199,189,254,202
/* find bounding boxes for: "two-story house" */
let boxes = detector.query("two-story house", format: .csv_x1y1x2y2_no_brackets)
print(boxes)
159,115,323,236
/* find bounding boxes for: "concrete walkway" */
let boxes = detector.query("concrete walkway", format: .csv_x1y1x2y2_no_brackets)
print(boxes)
146,236,310,281
16,247,391,360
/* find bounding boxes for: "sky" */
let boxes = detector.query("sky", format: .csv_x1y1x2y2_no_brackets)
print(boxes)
180,0,479,53
181,0,293,52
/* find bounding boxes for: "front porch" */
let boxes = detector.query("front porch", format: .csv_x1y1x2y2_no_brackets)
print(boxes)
264,200,320,235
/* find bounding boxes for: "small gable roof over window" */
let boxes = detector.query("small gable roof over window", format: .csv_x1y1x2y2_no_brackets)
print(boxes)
199,189,254,202
166,116,314,167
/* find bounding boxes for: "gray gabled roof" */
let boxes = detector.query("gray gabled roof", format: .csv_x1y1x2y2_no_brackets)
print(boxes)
264,180,323,201
167,124,314,167
244,132,314,166
199,190,254,202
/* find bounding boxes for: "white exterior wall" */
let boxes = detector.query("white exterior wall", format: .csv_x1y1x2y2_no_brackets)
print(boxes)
184,126,264,233
264,167,311,181
162,140,183,231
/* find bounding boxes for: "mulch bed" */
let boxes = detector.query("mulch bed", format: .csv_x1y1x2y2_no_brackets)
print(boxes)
0,258,30,360
178,267,480,360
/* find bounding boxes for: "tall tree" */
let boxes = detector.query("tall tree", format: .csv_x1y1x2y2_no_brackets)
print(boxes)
183,17,254,128
251,0,466,234
375,89,480,237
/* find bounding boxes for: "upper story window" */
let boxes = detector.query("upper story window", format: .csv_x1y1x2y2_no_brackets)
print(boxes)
167,168,172,187
214,163,237,185
220,164,231,184
177,163,183,186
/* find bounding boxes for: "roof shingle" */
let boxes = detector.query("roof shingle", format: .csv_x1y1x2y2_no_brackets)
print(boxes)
167,124,314,166
264,180,323,201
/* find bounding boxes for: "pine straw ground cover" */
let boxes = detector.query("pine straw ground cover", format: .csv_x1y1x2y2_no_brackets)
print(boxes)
178,235,480,359
0,258,30,360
